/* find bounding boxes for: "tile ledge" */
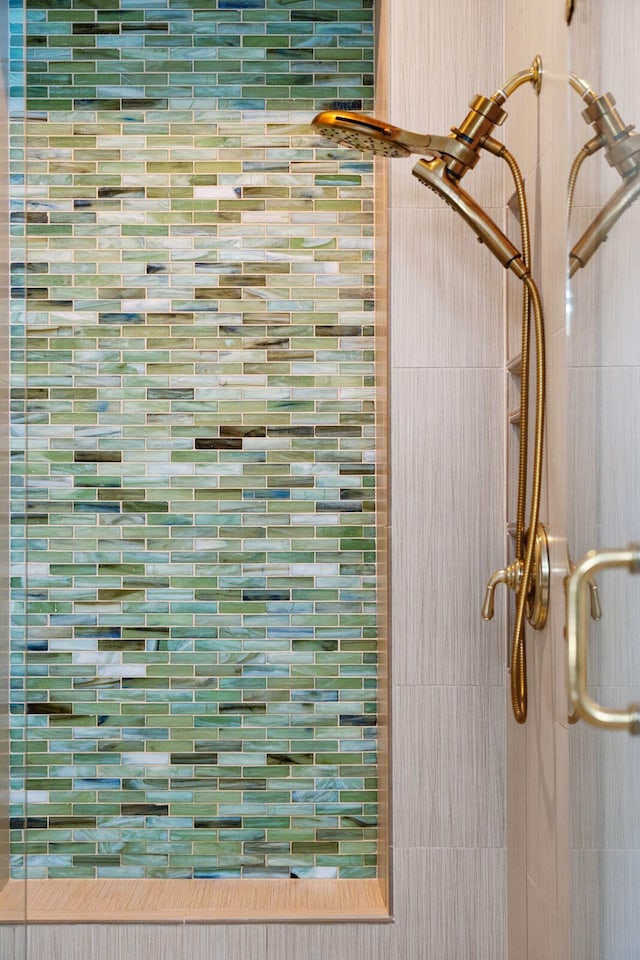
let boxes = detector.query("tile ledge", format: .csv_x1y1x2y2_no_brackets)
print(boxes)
0,878,390,924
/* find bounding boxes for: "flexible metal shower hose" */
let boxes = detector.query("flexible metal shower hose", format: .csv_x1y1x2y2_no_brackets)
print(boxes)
494,147,546,724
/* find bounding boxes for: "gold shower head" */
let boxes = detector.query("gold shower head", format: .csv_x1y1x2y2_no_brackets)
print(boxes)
311,110,451,159
412,158,528,279
312,102,502,179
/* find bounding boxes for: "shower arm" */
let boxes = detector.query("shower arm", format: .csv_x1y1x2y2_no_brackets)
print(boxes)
492,57,543,105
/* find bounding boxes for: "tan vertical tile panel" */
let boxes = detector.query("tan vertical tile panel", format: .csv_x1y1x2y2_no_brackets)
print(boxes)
387,0,504,210
266,922,391,960
391,367,505,686
182,924,267,960
26,925,182,960
392,684,505,848
0,925,25,960
571,850,640,960
390,847,505,960
389,209,505,369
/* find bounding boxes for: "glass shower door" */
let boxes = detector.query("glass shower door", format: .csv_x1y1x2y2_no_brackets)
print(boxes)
567,4,640,956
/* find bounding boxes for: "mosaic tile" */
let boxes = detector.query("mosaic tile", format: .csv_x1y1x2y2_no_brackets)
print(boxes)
10,0,377,880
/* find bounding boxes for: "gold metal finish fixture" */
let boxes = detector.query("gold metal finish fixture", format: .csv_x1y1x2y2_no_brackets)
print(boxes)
526,523,550,630
494,55,542,103
480,127,546,723
482,523,550,630
565,558,602,725
569,175,640,276
567,546,640,733
310,111,478,163
568,74,640,274
311,57,542,182
565,0,575,25
411,158,529,279
481,560,522,621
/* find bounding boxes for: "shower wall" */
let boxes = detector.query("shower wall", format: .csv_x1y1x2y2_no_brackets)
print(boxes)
2,0,511,954
11,0,380,881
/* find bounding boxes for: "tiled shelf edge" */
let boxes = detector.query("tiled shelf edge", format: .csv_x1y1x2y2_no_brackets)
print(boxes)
0,878,391,924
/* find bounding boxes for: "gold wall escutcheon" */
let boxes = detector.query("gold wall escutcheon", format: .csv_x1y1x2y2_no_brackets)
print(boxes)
525,523,550,630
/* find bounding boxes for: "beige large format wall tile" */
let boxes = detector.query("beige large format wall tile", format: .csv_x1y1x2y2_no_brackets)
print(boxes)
24,925,182,960
266,847,505,960
389,210,504,369
391,367,505,686
392,847,505,960
266,922,391,960
0,925,25,960
182,924,267,960
387,0,503,211
393,685,504,848
387,0,506,952
571,850,640,960
570,689,640,851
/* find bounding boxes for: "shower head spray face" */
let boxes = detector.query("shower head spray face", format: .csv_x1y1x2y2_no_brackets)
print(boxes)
311,111,413,157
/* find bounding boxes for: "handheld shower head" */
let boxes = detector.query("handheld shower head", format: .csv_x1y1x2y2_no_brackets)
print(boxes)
412,158,529,279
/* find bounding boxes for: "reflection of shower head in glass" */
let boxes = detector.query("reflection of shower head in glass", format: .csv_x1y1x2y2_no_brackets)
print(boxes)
570,173,640,276
570,74,640,179
569,74,640,275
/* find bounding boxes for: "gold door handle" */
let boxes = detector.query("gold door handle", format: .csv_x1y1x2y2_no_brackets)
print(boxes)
567,546,640,732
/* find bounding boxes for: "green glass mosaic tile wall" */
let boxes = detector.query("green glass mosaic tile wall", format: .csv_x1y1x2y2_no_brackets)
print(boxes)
10,0,378,880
